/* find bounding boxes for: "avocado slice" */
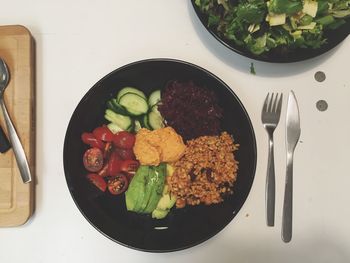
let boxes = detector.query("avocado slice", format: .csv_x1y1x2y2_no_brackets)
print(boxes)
156,193,176,211
139,166,158,212
152,208,169,219
143,164,167,213
125,165,149,212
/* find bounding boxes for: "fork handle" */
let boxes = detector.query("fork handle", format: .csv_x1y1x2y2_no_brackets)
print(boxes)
266,135,275,226
282,154,293,242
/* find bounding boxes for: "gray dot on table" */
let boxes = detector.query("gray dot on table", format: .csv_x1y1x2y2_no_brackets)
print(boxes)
316,100,328,111
314,71,326,82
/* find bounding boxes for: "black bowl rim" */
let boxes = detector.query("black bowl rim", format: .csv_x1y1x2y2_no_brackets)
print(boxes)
63,58,257,252
190,0,350,63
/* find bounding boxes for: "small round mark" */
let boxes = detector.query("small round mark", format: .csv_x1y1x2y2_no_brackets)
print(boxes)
314,71,326,82
316,100,328,112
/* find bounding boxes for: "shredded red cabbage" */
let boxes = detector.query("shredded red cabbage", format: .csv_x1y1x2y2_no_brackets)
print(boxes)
158,80,223,141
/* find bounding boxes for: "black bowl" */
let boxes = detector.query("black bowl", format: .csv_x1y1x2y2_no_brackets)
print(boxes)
63,59,257,252
191,0,350,63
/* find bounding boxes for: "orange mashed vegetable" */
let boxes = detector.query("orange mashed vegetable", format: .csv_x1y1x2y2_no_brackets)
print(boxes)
133,127,186,166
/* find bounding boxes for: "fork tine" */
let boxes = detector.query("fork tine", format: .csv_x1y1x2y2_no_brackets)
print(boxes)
276,93,283,116
268,93,275,112
262,93,270,113
272,93,279,112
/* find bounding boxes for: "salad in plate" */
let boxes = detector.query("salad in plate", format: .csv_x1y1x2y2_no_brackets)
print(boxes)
195,0,350,55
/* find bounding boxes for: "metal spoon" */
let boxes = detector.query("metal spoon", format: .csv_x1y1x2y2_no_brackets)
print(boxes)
0,58,32,183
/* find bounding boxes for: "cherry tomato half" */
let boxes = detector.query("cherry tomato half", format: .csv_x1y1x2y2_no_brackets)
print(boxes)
83,147,104,172
107,174,128,195
81,132,105,149
115,148,135,160
97,163,109,177
108,151,122,176
87,173,107,192
113,131,136,149
103,142,113,159
120,160,139,175
93,126,114,142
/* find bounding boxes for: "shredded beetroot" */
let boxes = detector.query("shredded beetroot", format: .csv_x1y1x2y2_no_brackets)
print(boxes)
158,80,223,141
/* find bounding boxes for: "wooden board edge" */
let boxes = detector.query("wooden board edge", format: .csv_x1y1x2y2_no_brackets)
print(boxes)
0,25,36,227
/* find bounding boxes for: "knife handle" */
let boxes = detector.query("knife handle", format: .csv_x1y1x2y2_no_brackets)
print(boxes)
282,154,293,242
266,135,275,226
0,125,11,153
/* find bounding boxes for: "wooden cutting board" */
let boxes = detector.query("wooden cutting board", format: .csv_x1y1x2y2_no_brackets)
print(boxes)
0,25,35,227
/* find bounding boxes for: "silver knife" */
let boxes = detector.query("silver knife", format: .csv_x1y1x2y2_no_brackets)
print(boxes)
282,90,301,243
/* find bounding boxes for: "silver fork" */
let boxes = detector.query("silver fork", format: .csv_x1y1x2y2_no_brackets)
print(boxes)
261,93,283,227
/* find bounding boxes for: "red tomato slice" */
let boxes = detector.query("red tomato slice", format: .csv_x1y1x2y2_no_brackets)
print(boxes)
108,151,122,176
107,174,128,195
120,160,139,175
93,126,114,142
83,148,104,172
103,142,113,159
113,131,136,149
115,148,135,160
97,163,109,177
124,171,135,182
81,132,105,149
87,173,107,192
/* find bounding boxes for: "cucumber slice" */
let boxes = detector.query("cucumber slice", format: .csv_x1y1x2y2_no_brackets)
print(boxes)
109,99,128,115
151,104,160,115
134,119,142,133
104,109,132,130
148,90,161,107
107,123,124,134
142,114,152,130
127,121,135,132
117,87,146,102
148,111,165,130
119,93,149,116
107,99,128,115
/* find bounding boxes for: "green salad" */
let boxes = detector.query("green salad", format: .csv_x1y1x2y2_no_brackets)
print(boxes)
195,0,350,55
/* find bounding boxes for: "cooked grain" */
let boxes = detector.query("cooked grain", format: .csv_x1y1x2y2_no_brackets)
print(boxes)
168,132,239,208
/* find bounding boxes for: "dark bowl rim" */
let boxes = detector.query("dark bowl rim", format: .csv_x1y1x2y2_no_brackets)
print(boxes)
63,58,258,252
190,0,350,63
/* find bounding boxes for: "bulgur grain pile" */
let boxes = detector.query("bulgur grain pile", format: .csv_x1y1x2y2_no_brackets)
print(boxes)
168,132,239,208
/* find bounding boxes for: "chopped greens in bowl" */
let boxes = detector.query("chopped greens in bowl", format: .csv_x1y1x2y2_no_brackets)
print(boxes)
193,0,350,61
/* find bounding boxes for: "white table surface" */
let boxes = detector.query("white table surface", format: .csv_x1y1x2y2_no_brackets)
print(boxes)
1,1,350,262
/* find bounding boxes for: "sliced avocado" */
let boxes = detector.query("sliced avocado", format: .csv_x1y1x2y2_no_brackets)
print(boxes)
139,166,158,212
166,164,174,177
143,164,167,213
152,208,169,219
156,193,176,211
162,185,169,195
125,166,149,212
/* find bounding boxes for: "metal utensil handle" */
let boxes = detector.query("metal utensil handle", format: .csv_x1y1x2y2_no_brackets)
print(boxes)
282,154,293,242
266,135,275,226
0,98,32,183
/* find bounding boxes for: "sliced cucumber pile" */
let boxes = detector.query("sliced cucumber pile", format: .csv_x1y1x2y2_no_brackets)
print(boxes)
105,87,164,133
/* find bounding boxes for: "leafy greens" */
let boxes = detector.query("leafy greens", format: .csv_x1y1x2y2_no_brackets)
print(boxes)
195,0,350,56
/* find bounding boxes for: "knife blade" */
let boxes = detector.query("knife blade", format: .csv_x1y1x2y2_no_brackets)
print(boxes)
282,90,301,243
0,125,11,153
